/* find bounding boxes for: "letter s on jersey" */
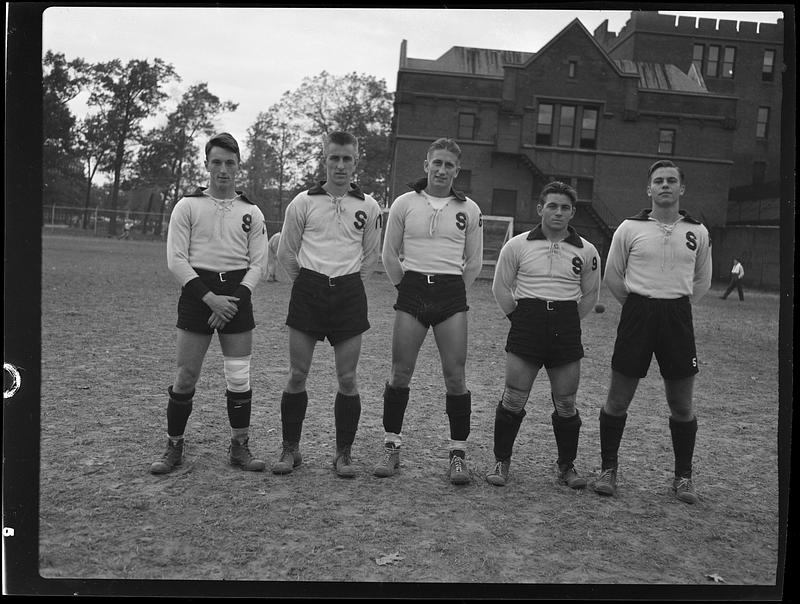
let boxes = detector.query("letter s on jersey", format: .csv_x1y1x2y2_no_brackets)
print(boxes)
354,210,367,230
456,212,467,231
685,231,697,251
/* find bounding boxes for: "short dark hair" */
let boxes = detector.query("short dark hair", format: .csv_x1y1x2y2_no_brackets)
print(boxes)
648,159,685,183
326,131,359,154
539,180,577,206
205,132,240,163
427,138,462,160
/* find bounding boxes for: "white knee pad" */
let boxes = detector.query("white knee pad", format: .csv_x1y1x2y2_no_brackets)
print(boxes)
224,355,251,393
501,386,529,414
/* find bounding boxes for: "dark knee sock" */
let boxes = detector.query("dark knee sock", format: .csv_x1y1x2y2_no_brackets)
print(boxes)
166,386,194,438
446,391,472,442
599,408,627,470
281,391,308,444
669,416,697,478
494,402,526,461
552,410,582,468
334,392,361,450
226,389,252,429
382,383,410,435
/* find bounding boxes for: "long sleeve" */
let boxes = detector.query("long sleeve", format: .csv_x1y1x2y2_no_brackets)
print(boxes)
462,208,484,289
603,224,630,305
240,208,268,292
381,201,406,286
360,204,382,282
276,198,305,282
491,241,518,316
166,200,200,287
577,247,602,319
691,227,712,302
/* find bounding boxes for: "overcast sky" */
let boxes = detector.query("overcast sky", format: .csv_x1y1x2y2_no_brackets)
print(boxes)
42,6,786,161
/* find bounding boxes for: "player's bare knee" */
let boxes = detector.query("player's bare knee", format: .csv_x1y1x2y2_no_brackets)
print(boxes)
175,367,201,391
501,385,530,414
390,366,413,389
287,366,309,391
337,371,358,395
552,392,578,417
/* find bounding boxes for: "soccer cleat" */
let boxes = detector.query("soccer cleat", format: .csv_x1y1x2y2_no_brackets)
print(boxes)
448,451,471,485
486,459,510,486
373,443,400,477
673,476,699,504
593,468,617,496
271,442,302,474
150,438,184,474
558,464,588,489
228,437,266,471
333,446,357,478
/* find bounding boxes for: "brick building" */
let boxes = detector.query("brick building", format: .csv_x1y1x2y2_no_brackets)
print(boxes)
389,12,785,279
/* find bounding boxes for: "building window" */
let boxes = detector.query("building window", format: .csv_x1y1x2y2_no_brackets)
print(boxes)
491,189,517,216
762,49,776,81
706,45,720,77
568,61,577,78
557,105,576,147
722,46,736,78
536,103,553,145
756,107,770,139
657,129,675,155
752,161,766,184
576,178,594,201
692,44,704,72
457,113,475,140
579,108,598,149
454,169,471,193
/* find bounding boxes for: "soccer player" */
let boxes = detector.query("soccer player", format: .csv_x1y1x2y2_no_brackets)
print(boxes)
273,131,383,478
150,132,268,475
487,181,600,488
593,159,712,504
266,231,281,282
373,137,483,485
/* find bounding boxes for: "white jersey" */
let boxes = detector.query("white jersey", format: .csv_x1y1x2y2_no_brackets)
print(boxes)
492,225,601,319
166,187,268,293
382,178,484,288
604,209,712,304
277,182,382,281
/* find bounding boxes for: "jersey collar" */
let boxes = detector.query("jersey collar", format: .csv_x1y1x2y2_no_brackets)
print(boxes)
628,208,702,224
408,177,467,202
526,224,584,247
186,186,254,204
308,181,366,200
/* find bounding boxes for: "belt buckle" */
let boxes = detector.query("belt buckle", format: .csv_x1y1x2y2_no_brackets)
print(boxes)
546,300,555,311
426,274,435,285
329,276,336,287
219,272,227,283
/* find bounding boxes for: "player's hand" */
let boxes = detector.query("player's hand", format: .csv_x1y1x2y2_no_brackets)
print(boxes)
202,293,240,321
208,312,229,331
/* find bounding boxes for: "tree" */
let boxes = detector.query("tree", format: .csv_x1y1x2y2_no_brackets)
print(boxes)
75,113,115,228
87,58,178,234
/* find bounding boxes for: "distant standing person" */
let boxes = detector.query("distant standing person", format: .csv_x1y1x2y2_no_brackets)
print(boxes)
373,137,483,485
594,160,711,504
488,181,600,488
273,131,382,478
720,257,744,301
266,231,281,282
151,132,268,475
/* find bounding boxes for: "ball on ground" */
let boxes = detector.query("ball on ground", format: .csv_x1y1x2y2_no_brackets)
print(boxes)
595,303,605,313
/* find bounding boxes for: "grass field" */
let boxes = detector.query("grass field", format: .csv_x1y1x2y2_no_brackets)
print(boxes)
37,234,785,596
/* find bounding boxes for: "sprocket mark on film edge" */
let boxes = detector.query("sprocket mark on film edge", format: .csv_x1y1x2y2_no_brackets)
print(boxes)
4,363,22,399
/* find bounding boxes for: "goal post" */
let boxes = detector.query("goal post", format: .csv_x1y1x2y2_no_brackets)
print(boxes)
482,215,514,268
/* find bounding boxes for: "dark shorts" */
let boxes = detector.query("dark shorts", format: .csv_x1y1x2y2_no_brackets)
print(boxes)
286,268,369,346
393,271,468,328
505,298,583,368
176,268,255,335
611,293,699,380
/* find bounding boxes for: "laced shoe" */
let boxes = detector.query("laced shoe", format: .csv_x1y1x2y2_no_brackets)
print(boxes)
673,476,699,504
486,459,510,486
271,442,302,474
228,437,266,471
448,451,471,485
373,443,400,477
333,446,357,478
558,464,587,489
593,467,617,496
150,438,184,474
